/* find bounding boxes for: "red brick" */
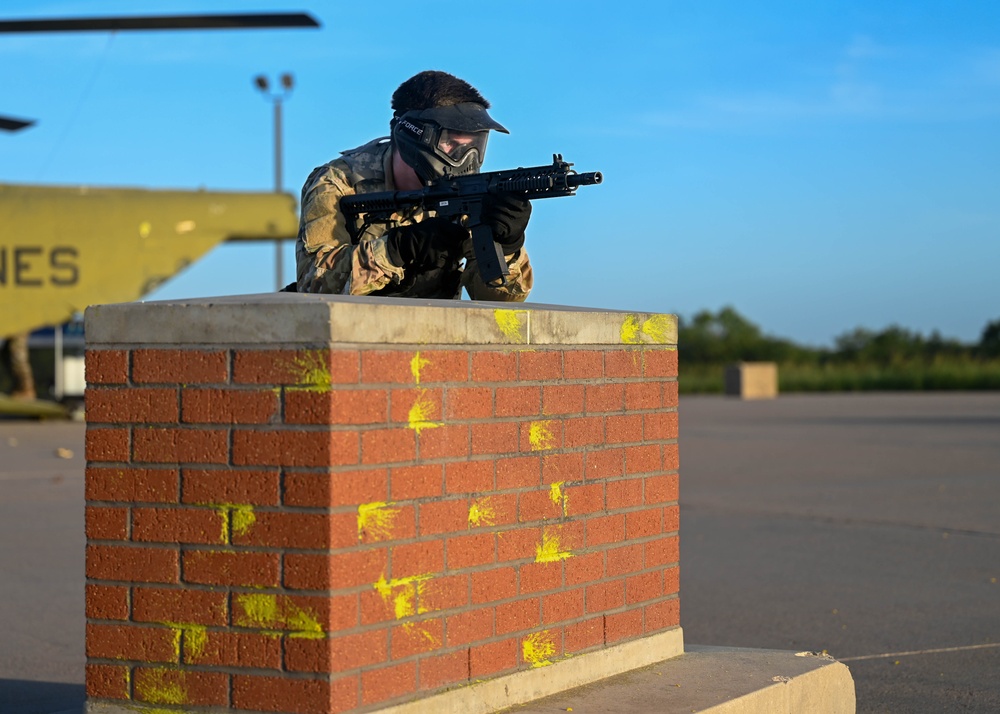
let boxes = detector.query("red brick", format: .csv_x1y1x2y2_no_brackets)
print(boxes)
469,636,518,678
472,567,517,604
413,350,468,383
625,382,661,411
520,561,563,594
358,504,416,544
133,427,228,465
86,467,178,503
86,623,177,663
644,349,678,378
133,349,228,384
361,427,417,465
645,411,679,441
285,468,387,507
390,464,442,500
284,549,388,590
391,618,444,659
664,443,679,470
541,384,585,415
662,381,679,408
586,579,625,613
565,616,604,653
564,416,604,448
518,350,562,381
85,427,130,462
606,543,644,577
419,649,470,690
87,545,178,584
186,630,281,669
445,460,493,494
86,663,129,699
361,661,417,706
518,489,562,522
285,387,387,425
585,383,625,413
605,349,644,378
422,574,469,612
645,535,680,568
495,386,541,417
234,511,351,550
233,348,357,385
233,430,358,467
361,350,417,384
86,506,128,541
182,550,279,588
645,473,679,505
86,584,129,621
181,388,278,424
132,667,228,706
361,588,397,626
182,468,280,506
86,387,178,424
471,351,517,382
585,513,625,547
564,350,603,379
520,419,564,453
664,565,680,595
606,477,644,510
542,588,585,624
389,387,444,424
469,493,517,529
565,551,604,586
420,498,469,536
606,609,643,643
625,444,661,475
391,540,445,580
645,597,681,632
233,674,356,714
626,570,663,604
471,421,519,455
417,423,470,460
285,629,386,673
542,452,584,484
85,349,128,385
497,526,541,562
626,508,662,540
607,414,643,444
132,587,228,626
132,507,226,545
446,607,493,646
664,504,680,532
585,448,624,480
496,455,541,489
445,386,493,419
447,532,495,570
565,483,604,516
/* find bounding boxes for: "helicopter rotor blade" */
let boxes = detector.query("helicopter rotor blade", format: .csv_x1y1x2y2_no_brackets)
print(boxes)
0,12,320,33
0,116,36,132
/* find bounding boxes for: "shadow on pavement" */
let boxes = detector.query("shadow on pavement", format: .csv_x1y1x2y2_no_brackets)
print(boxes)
0,679,84,714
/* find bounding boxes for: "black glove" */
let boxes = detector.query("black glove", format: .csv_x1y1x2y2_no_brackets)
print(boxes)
480,193,531,253
385,217,468,270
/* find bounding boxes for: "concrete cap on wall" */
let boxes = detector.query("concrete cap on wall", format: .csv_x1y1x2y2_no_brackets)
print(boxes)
85,293,678,347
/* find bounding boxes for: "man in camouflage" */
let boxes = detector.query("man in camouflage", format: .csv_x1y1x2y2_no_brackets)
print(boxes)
293,70,533,300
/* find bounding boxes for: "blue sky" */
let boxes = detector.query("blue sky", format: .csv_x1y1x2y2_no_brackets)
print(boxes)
4,0,999,346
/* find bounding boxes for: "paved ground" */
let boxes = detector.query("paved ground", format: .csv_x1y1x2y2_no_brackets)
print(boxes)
1,393,998,713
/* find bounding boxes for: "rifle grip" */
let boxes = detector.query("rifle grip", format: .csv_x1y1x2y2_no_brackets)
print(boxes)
470,224,510,288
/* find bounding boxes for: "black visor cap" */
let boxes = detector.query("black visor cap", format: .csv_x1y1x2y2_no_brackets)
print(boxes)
403,102,509,134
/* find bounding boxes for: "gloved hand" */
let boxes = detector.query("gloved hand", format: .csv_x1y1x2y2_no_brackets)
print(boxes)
480,193,531,253
385,217,468,270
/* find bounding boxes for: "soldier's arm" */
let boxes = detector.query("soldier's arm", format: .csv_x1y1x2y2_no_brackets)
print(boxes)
463,247,533,302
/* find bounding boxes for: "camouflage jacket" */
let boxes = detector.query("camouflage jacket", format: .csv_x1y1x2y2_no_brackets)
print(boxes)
295,138,533,300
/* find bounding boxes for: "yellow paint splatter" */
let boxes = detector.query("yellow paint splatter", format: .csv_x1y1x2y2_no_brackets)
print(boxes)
135,668,187,705
374,573,433,620
468,498,497,528
535,528,574,563
529,421,555,451
410,351,431,384
167,623,208,661
621,314,675,344
549,482,568,516
494,309,528,343
358,501,401,541
214,504,256,544
522,630,556,668
289,350,331,392
403,621,441,649
234,594,324,639
408,390,442,434
621,315,642,344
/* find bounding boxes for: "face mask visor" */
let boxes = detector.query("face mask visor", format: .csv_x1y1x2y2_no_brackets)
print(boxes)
435,128,489,168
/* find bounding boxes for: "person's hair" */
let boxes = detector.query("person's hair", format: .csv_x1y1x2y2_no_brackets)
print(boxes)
391,70,490,116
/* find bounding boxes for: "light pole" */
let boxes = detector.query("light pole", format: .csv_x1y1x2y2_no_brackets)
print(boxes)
253,72,294,290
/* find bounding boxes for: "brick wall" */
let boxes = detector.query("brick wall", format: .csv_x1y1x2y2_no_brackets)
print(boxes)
83,297,680,714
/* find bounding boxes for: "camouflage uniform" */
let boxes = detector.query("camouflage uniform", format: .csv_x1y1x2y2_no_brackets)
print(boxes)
295,138,533,300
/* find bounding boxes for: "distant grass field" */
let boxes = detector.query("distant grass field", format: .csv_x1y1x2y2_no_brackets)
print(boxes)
679,359,1000,394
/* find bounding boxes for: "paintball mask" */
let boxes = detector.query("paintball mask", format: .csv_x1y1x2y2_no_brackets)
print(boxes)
392,102,509,184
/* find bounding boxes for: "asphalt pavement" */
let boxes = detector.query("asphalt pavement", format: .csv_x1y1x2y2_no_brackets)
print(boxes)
1,393,998,713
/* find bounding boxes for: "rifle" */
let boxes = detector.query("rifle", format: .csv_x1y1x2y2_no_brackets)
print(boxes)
340,154,603,287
